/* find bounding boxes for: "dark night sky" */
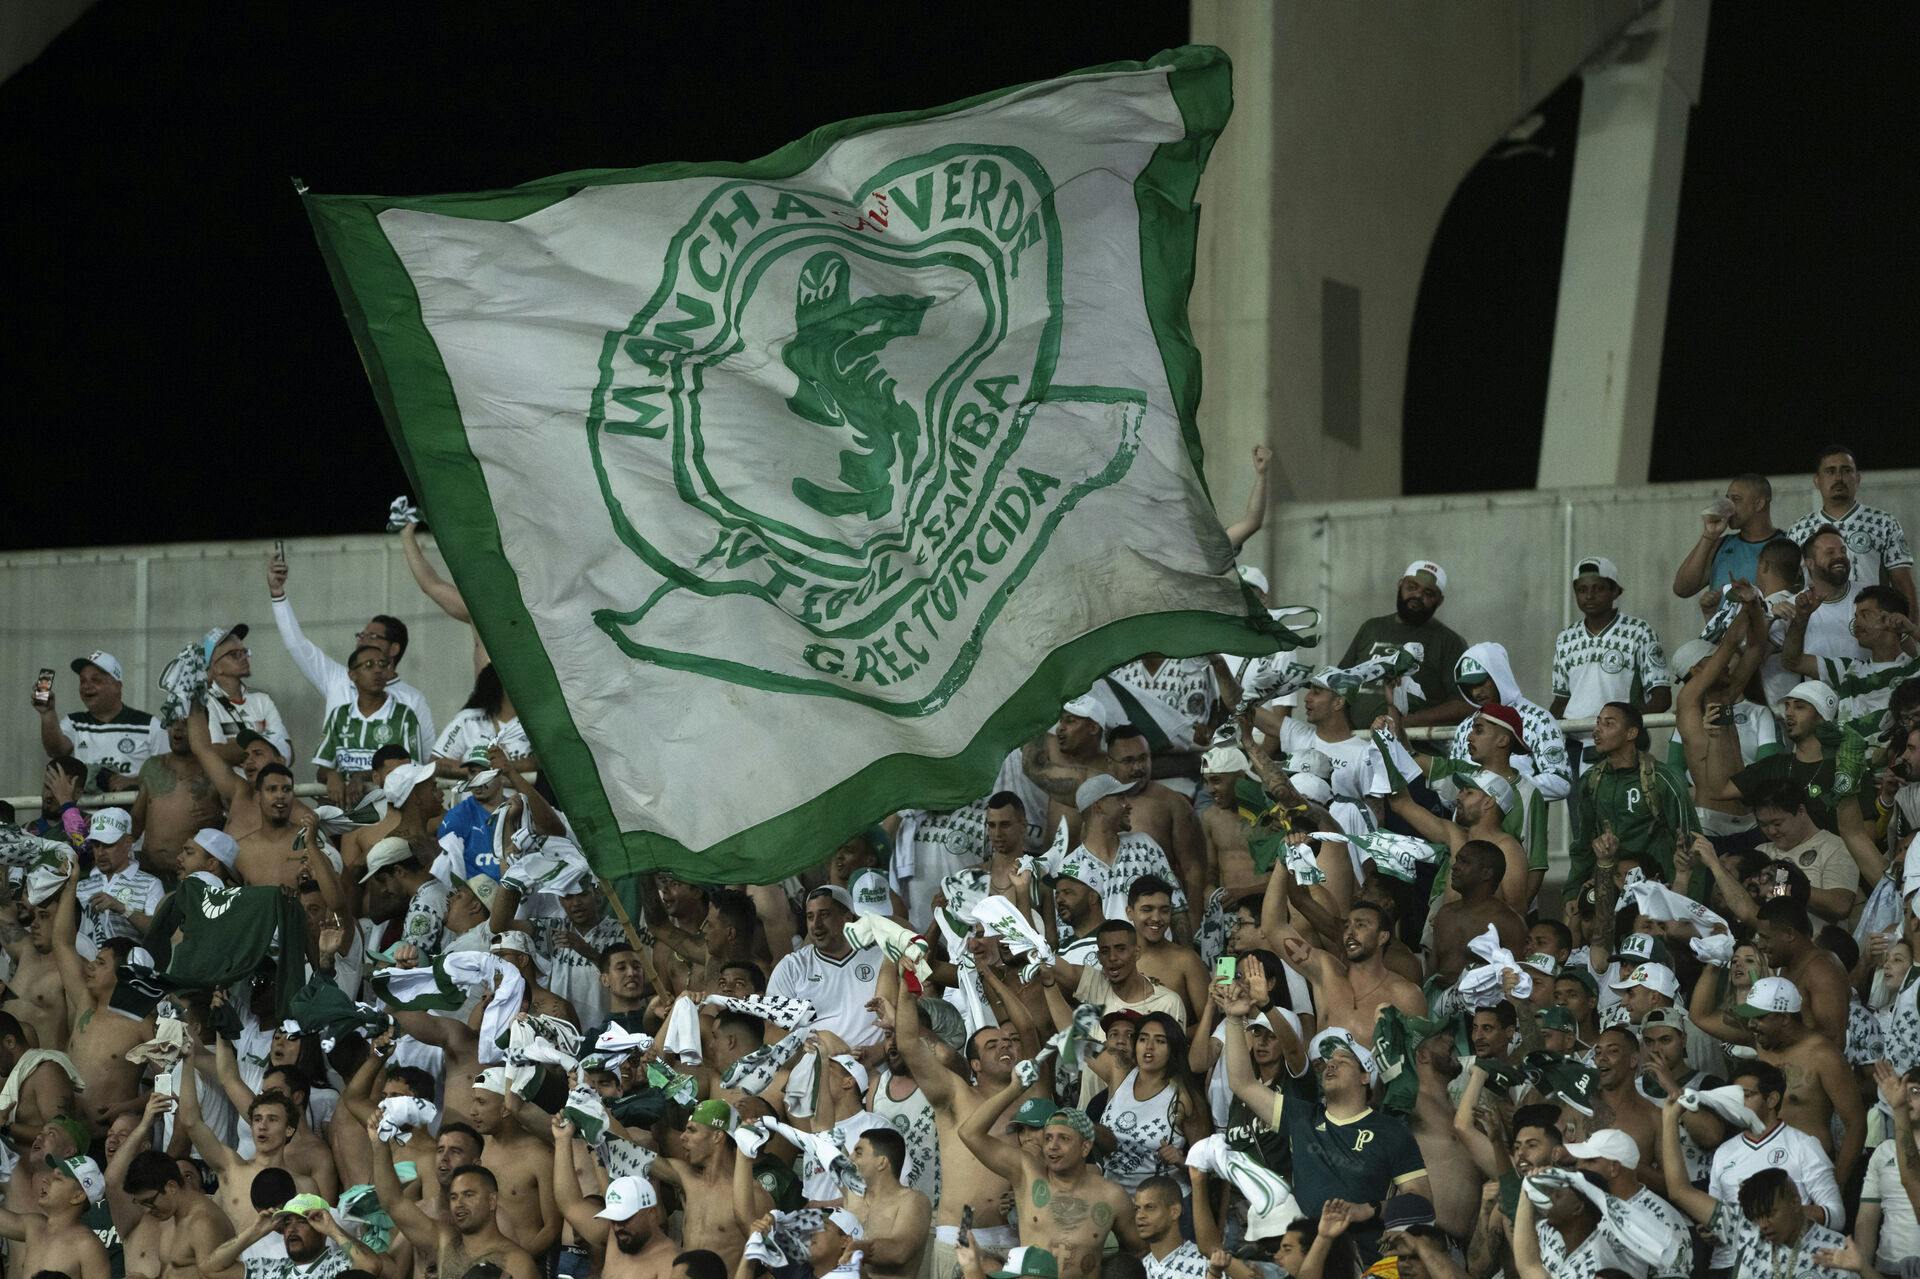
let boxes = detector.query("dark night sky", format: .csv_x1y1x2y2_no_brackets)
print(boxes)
1,4,1913,550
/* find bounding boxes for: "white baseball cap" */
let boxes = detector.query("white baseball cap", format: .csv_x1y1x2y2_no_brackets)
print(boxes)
1782,681,1839,721
1288,772,1333,805
595,1175,658,1220
1670,638,1716,682
45,1154,106,1205
1459,770,1517,815
383,761,437,809
361,836,418,883
1574,556,1622,588
489,931,536,957
192,828,239,872
473,1067,510,1096
1201,746,1251,776
1074,773,1130,812
848,868,891,917
831,1055,870,1095
1402,561,1448,594
1564,1128,1640,1170
1735,976,1802,1018
1061,694,1117,729
1307,1028,1379,1083
1610,963,1680,1000
87,808,133,845
69,651,124,683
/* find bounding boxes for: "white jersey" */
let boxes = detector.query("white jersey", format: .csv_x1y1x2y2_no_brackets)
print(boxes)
1143,1242,1210,1279
1100,1069,1180,1190
767,944,885,1048
1081,832,1187,919
1864,1135,1920,1270
1787,503,1914,589
432,707,530,763
1276,719,1387,812
871,1068,941,1206
205,684,290,750
1802,582,1869,663
1706,1121,1843,1269
76,864,163,950
1552,613,1671,720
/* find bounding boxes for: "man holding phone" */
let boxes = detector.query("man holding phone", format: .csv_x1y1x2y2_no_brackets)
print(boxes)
33,650,167,792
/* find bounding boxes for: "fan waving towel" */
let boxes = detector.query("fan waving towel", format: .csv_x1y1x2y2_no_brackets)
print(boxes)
500,833,595,897
1523,1169,1686,1270
701,993,818,1031
1691,933,1735,967
723,1022,816,1096
372,951,525,1063
1316,831,1443,884
1455,925,1532,1007
968,895,1053,979
376,1096,438,1143
842,915,932,990
1623,876,1727,936
660,995,704,1065
1681,1084,1764,1134
1186,1133,1301,1240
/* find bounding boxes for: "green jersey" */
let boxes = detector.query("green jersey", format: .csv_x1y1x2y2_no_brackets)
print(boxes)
1267,1093,1425,1260
1337,614,1467,730
313,694,426,773
1570,753,1696,885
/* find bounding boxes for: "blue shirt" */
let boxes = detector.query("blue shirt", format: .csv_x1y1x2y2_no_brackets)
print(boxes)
438,798,503,880
1707,531,1788,591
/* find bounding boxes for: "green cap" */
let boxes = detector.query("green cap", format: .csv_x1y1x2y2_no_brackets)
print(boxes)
688,1098,736,1131
1556,967,1599,999
989,1247,1061,1279
1538,1006,1576,1033
1043,1108,1094,1140
45,1115,89,1156
279,1192,333,1218
1010,1098,1060,1130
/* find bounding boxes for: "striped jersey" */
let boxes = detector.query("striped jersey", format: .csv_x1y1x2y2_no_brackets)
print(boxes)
312,695,425,774
1814,651,1920,730
62,707,167,789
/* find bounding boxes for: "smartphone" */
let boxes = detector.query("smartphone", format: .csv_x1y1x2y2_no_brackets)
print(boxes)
153,1073,176,1099
272,539,287,563
1214,955,1238,985
1709,705,1735,727
31,668,54,709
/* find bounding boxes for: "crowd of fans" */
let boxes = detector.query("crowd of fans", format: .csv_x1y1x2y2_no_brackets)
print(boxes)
0,443,1914,1279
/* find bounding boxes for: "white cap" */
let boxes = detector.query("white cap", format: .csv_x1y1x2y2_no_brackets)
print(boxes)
1573,556,1622,587
1201,746,1251,776
831,1054,870,1095
1061,694,1117,729
490,931,536,957
848,868,891,917
383,761,437,809
1783,681,1839,721
361,836,418,883
1671,638,1716,682
474,1067,510,1096
69,651,124,683
596,1176,658,1220
1237,565,1270,596
192,828,239,872
46,1154,106,1205
451,873,499,910
1736,976,1803,1017
829,1207,865,1240
1307,1028,1379,1083
1074,773,1131,812
87,808,133,845
1564,1128,1640,1170
1402,561,1448,594
1461,770,1517,815
807,884,856,916
1288,773,1333,805
1609,963,1680,1000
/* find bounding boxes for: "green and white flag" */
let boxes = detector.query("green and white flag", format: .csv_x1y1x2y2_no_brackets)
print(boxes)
305,46,1293,881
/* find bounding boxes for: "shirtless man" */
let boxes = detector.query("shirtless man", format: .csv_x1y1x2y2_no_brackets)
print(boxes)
233,764,347,913
1019,700,1114,848
489,930,582,1027
337,749,413,880
121,1147,237,1279
3,892,68,1051
959,1084,1144,1279
1106,729,1208,910
553,1154,677,1279
1749,897,1851,1047
845,1128,932,1279
0,1009,75,1154
373,1125,540,1279
130,719,221,877
648,874,711,996
650,1099,763,1262
1268,889,1425,1048
178,1073,330,1237
467,1072,560,1255
1586,1027,1660,1175
1126,878,1208,1020
0,1151,111,1279
51,874,152,1134
895,978,1040,1276
184,701,312,842
1388,776,1530,915
1426,842,1528,984
1197,750,1258,893
1688,971,1865,1181
1402,1021,1478,1239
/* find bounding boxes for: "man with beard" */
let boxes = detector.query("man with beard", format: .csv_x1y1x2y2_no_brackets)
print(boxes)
1389,771,1529,914
1335,560,1471,729
374,1135,540,1279
205,1191,382,1278
1790,525,1871,662
1019,696,1118,847
1066,778,1187,930
1785,445,1916,611
130,717,222,876
649,873,711,995
1688,973,1865,1181
555,1168,677,1279
232,764,346,910
1105,729,1208,910
1271,900,1425,1047
1049,859,1105,967
1673,472,1787,599
865,997,944,1207
4,894,71,1052
896,975,1044,1278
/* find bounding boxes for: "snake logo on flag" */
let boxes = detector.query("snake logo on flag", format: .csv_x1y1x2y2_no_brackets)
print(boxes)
587,150,1144,710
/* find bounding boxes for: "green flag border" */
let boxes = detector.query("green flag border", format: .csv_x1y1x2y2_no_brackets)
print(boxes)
303,44,1293,883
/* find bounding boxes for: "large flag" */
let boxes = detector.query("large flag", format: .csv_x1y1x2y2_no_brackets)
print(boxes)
304,45,1294,882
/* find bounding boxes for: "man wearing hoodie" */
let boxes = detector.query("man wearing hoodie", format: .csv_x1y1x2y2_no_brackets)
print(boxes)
1446,642,1572,802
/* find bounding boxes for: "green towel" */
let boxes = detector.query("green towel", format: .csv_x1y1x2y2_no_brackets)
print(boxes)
157,879,308,1021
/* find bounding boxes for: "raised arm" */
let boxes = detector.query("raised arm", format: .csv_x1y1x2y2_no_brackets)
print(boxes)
1449,1064,1505,1180
550,1115,611,1246
1658,1102,1720,1225
1690,836,1760,925
50,870,90,1016
369,1110,443,1247
1218,986,1282,1120
400,523,473,622
894,983,963,1109
1673,511,1727,599
184,702,245,805
1508,1191,1550,1279
1686,961,1752,1045
1779,600,1819,679
267,556,344,695
213,1035,258,1115
955,1071,1030,1186
1222,445,1270,552
175,1046,236,1173
203,1208,283,1274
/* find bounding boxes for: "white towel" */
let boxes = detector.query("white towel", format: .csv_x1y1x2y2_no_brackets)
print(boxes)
968,894,1053,979
1186,1134,1301,1240
124,1016,191,1069
376,1096,438,1143
1691,933,1735,967
594,1025,655,1057
1524,1169,1687,1270
722,1022,815,1097
373,951,525,1064
1624,878,1728,936
930,906,993,1036
842,915,932,988
500,833,595,897
701,993,817,1030
0,1050,84,1122
661,995,704,1065
1680,1084,1764,1134
1457,925,1531,1007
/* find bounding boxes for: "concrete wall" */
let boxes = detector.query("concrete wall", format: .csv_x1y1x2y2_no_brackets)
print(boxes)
1243,469,1920,700
0,536,479,800
1190,0,1644,522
